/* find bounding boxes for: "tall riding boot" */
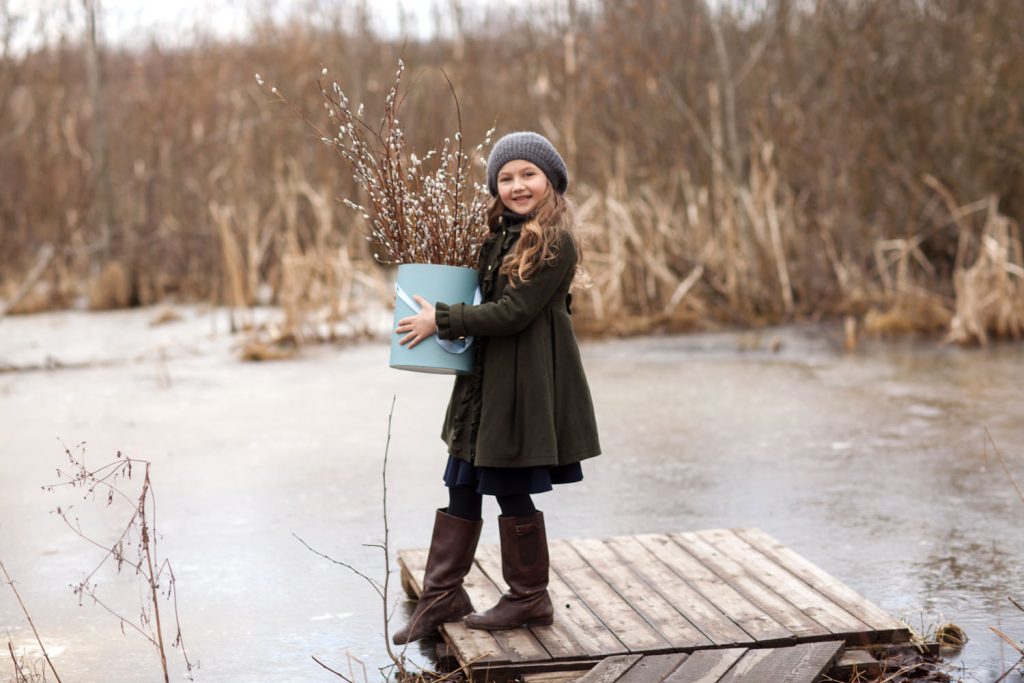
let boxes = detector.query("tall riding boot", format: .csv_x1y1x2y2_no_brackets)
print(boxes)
465,511,553,630
392,509,482,645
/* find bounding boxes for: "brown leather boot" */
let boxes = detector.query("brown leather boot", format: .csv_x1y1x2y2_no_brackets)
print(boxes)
465,511,553,631
392,509,482,645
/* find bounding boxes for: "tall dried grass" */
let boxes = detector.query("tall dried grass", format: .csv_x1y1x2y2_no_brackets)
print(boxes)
2,0,1023,344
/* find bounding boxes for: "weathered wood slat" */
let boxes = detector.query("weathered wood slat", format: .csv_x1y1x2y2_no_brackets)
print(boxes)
575,655,642,683
475,542,591,661
663,647,747,683
570,538,712,650
550,540,674,653
635,534,794,645
605,535,750,647
522,672,585,683
830,648,882,678
716,641,844,683
617,652,689,682
699,529,871,638
398,548,427,581
734,528,910,642
673,532,830,640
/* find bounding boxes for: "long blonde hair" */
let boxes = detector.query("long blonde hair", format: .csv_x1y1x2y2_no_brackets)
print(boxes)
485,187,585,288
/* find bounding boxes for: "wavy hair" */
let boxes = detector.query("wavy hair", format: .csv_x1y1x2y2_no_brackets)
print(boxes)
485,187,587,289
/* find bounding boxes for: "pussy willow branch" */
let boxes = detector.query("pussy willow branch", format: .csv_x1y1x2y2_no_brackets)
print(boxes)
440,68,465,243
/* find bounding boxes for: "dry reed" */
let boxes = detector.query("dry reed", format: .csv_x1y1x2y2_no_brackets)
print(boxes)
2,1,1023,345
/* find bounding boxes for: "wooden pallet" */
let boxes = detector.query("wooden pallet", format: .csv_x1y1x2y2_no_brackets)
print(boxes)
397,527,910,682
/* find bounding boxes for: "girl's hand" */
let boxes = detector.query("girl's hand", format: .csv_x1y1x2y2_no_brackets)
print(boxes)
395,295,438,349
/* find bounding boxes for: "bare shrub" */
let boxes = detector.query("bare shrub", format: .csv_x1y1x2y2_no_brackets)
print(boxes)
3,1,1024,341
45,441,195,683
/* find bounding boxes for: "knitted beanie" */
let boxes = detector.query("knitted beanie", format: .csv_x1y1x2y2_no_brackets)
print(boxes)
486,131,569,197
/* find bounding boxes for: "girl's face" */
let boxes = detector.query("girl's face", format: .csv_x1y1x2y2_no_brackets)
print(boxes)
497,160,550,215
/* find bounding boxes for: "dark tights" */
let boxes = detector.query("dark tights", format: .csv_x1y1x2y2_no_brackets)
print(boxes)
447,485,536,521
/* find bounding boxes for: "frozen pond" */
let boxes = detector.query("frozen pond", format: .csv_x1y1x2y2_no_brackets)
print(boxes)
1,307,1022,682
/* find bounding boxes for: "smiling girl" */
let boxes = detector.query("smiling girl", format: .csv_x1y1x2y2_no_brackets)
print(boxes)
392,131,601,642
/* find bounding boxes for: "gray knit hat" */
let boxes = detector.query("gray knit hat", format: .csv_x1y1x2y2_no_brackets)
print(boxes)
486,131,569,197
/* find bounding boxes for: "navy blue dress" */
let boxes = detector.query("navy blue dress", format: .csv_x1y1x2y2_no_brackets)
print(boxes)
441,209,584,496
443,455,583,496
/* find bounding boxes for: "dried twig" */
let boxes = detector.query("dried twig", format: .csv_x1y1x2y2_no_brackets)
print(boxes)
0,560,62,683
984,428,1024,505
46,441,194,682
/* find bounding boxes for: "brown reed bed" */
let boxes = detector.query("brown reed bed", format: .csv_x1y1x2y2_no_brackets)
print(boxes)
1,0,1022,346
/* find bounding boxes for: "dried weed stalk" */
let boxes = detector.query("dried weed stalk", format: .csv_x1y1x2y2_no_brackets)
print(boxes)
982,429,1024,681
257,60,492,267
1,558,62,683
293,398,472,682
44,441,195,683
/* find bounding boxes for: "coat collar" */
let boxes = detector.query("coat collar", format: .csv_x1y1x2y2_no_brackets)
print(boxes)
496,209,531,234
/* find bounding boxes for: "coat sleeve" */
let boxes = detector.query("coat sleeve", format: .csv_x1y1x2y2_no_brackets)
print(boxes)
436,234,575,339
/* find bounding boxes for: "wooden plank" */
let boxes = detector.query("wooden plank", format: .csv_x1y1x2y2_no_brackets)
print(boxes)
570,538,713,650
663,648,747,683
716,641,844,682
396,548,509,665
673,532,831,640
830,648,881,679
544,552,631,658
698,529,872,639
522,672,584,683
575,655,642,683
635,534,794,645
617,652,689,682
475,542,591,660
473,659,599,683
550,539,675,653
606,536,750,647
398,548,428,587
734,529,910,642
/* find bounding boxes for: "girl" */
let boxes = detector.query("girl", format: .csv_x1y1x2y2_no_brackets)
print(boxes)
392,131,601,643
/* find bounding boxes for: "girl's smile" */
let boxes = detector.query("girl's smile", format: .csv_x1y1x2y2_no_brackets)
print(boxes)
497,160,550,215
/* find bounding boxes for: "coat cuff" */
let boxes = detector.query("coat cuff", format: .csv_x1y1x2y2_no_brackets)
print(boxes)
435,302,468,340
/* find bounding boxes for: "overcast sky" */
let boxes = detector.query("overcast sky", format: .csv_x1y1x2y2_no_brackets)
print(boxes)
5,0,496,55
4,0,611,57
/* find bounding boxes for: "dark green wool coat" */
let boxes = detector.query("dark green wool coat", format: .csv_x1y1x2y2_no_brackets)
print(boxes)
434,220,602,469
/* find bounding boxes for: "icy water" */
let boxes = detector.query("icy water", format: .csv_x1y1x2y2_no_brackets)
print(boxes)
1,307,1022,683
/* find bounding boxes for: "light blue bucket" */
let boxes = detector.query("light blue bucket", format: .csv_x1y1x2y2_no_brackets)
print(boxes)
390,263,481,375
